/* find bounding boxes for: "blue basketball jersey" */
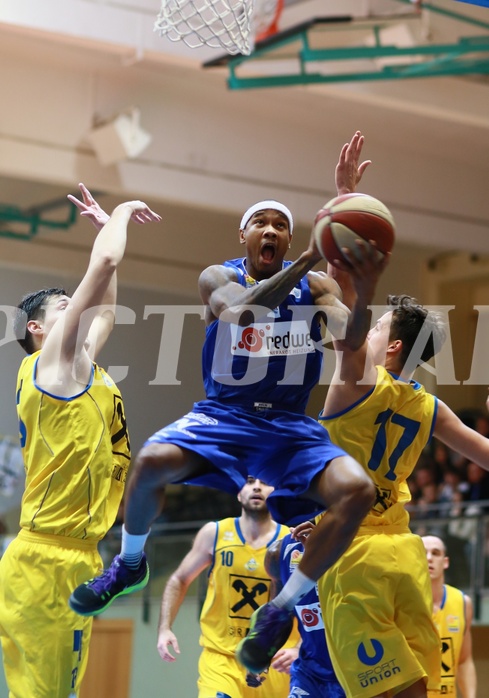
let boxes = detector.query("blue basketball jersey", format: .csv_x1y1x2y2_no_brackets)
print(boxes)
202,258,323,413
279,534,339,684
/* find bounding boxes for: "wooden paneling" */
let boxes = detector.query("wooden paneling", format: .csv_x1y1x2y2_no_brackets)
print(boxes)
80,619,133,698
473,625,489,697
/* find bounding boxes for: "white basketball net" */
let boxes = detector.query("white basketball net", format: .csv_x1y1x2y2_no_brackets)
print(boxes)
154,0,279,56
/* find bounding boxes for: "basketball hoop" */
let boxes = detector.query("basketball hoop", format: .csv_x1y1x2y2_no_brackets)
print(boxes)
254,0,284,43
154,0,283,56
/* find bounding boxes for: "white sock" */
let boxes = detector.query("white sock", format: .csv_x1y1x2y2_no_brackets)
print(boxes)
120,526,150,569
271,569,316,611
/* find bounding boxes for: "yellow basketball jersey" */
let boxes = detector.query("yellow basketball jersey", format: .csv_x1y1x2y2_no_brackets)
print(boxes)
429,585,466,696
319,366,437,529
199,517,297,655
16,352,130,540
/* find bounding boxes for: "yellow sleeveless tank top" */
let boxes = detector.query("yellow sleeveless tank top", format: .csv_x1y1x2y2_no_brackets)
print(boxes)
199,517,298,655
16,352,130,540
319,366,437,529
429,584,466,696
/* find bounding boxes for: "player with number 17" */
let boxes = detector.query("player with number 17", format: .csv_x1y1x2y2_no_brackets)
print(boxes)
309,183,489,697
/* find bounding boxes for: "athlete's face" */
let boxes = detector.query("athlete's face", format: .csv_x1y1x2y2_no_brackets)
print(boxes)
422,535,449,582
238,476,274,513
27,294,71,347
367,312,393,365
41,294,71,336
239,209,291,281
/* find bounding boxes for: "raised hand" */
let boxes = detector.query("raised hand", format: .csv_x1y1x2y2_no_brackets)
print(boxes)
67,183,110,231
334,238,390,304
68,183,161,231
335,131,371,196
120,201,162,224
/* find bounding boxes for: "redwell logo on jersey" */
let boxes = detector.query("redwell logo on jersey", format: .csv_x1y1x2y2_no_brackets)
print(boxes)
231,321,315,357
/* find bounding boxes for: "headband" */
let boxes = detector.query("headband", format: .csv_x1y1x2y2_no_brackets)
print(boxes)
240,200,293,234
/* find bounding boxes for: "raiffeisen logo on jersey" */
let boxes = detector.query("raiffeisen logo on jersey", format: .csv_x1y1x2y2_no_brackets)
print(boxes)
231,321,315,357
447,614,461,633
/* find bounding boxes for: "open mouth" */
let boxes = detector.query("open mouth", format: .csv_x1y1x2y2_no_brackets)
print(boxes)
261,243,276,262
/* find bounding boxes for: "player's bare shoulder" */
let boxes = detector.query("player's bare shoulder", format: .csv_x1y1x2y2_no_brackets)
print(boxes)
199,264,238,301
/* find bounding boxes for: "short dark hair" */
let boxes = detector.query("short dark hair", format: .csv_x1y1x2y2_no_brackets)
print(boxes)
387,294,446,368
14,287,66,354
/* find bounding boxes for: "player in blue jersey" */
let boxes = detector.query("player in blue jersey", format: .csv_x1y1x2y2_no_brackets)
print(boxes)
265,523,346,698
68,133,379,671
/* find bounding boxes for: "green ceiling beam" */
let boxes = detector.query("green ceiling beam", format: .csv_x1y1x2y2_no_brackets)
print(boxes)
228,58,489,89
0,201,78,241
207,1,489,90
300,35,489,62
225,31,489,89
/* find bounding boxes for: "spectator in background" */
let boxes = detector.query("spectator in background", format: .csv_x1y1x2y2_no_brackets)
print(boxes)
408,456,438,506
474,412,489,439
430,439,453,486
438,466,468,511
465,461,489,509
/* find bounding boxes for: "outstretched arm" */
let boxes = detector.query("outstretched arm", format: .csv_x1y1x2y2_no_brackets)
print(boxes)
457,595,477,698
157,522,216,662
68,183,156,231
68,184,160,357
434,401,489,471
38,200,161,391
319,242,390,416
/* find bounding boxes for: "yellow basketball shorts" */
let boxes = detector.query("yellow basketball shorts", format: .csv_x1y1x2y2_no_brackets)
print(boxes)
0,530,102,698
318,530,441,698
197,647,291,698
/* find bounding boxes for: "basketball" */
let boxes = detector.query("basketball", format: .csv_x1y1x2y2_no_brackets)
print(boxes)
313,192,395,265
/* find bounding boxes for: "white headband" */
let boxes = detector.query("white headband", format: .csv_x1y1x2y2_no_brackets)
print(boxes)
240,200,293,234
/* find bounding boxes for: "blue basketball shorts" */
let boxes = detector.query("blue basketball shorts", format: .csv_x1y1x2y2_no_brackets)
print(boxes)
289,663,346,698
145,399,348,525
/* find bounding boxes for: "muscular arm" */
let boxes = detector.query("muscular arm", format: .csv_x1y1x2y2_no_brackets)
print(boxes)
199,131,371,328
157,522,216,662
457,595,477,698
199,248,322,327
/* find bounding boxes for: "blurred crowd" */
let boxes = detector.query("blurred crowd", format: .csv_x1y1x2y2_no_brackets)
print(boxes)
407,408,489,588
408,408,489,520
